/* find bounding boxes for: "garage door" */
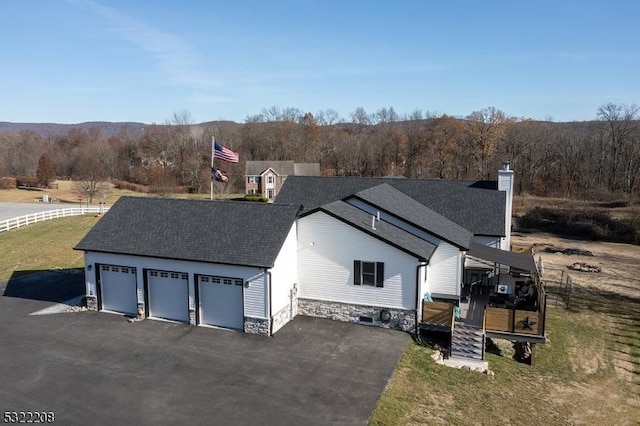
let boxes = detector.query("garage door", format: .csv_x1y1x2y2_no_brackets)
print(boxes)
198,275,244,330
147,270,189,323
99,264,137,315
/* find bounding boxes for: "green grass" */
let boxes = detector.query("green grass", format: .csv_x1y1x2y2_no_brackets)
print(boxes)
0,215,100,280
370,305,640,425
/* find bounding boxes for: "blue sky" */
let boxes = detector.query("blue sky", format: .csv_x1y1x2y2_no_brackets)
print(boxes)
1,0,638,124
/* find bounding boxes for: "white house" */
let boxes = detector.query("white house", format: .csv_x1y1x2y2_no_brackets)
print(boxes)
75,164,515,335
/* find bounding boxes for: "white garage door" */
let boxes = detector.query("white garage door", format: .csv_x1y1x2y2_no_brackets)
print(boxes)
198,275,244,330
100,264,137,315
147,270,189,323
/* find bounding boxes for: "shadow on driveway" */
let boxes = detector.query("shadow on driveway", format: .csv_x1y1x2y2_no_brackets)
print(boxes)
2,268,85,303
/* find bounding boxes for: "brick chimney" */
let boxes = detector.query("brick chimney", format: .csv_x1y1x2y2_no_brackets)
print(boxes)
498,161,514,250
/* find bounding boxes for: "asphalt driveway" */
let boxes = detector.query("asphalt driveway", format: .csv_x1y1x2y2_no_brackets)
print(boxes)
0,272,410,425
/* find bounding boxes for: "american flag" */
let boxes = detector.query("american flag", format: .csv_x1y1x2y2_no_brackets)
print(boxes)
213,141,239,163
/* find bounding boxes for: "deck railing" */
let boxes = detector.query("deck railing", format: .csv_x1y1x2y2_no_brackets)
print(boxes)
422,301,455,329
0,207,109,233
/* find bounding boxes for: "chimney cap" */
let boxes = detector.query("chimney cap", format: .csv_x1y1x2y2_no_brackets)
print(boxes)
501,161,511,171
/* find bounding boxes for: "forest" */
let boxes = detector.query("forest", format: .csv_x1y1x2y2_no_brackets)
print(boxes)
0,103,639,202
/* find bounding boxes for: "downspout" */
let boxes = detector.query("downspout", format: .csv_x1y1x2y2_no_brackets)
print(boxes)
266,269,273,336
415,261,428,335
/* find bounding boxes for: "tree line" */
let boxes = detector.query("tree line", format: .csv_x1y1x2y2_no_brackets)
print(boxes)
1,104,639,200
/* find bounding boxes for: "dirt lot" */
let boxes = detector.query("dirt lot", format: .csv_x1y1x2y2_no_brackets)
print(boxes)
514,231,640,387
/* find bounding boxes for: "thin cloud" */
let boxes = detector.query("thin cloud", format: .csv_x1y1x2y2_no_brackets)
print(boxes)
68,0,219,90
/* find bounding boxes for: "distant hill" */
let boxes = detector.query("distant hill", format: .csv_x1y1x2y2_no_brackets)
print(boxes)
0,121,148,137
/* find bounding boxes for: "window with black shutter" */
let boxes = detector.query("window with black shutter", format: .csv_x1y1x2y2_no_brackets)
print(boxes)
354,260,384,287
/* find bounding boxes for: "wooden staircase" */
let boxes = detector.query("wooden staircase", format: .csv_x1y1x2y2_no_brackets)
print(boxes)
444,321,488,370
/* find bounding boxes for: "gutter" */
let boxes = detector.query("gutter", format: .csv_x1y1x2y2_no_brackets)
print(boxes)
266,269,272,336
415,261,428,335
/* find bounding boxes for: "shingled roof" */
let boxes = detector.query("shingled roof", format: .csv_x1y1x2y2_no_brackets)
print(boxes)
351,184,473,249
275,176,505,237
245,161,295,176
75,197,300,268
320,201,437,261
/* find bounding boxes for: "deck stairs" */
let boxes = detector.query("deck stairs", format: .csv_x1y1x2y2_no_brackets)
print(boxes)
444,321,488,370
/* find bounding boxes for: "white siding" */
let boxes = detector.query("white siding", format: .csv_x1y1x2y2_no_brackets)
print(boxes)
83,252,267,319
269,223,297,314
297,212,419,310
426,241,461,298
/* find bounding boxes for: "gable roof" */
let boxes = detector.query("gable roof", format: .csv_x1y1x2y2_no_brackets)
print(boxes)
275,176,505,237
75,197,300,268
351,184,473,249
319,201,437,261
245,161,295,176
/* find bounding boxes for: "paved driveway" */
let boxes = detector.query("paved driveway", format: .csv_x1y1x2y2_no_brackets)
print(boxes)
0,272,409,425
0,202,73,222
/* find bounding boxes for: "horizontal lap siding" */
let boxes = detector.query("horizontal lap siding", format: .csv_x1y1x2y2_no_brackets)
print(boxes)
270,223,297,313
297,212,418,310
427,242,460,297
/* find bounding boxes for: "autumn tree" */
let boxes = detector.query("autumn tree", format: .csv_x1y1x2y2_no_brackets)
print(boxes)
36,153,55,187
465,107,507,179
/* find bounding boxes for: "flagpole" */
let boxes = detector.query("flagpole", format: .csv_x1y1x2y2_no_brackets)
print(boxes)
210,136,214,200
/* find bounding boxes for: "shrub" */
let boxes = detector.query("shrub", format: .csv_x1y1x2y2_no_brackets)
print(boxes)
518,207,640,245
112,180,149,193
0,177,17,189
243,194,269,202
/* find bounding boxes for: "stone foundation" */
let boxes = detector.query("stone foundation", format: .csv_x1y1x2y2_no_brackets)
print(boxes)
271,304,292,334
297,298,416,332
244,317,270,336
85,295,98,311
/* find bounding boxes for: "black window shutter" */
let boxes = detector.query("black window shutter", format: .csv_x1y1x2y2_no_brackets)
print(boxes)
375,262,384,287
354,260,361,285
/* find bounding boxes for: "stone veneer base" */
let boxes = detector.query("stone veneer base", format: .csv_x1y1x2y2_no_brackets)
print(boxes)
297,298,416,332
244,317,270,336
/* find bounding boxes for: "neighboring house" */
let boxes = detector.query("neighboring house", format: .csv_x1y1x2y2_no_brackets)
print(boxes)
245,160,320,200
75,198,300,336
76,163,545,363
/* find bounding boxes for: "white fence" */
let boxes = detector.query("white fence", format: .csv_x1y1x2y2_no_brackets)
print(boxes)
0,207,110,233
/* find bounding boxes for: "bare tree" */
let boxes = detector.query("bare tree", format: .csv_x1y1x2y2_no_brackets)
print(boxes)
597,103,640,193
73,157,110,204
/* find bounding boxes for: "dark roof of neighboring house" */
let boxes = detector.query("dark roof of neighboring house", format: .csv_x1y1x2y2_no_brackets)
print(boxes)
293,163,321,176
275,176,505,237
75,197,300,268
245,161,295,176
245,161,321,177
467,242,537,272
319,201,437,261
352,184,473,249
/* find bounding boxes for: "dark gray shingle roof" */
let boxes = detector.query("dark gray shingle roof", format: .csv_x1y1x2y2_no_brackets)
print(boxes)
352,184,473,249
293,163,321,176
320,201,437,261
75,197,300,268
275,176,505,236
245,161,295,176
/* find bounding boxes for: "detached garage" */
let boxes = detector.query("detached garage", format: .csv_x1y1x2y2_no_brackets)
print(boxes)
75,197,300,336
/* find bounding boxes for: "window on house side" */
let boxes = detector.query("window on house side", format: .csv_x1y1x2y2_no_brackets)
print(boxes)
267,175,274,184
353,260,384,287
